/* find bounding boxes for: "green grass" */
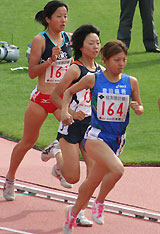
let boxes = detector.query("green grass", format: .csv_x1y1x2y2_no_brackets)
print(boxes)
0,0,160,165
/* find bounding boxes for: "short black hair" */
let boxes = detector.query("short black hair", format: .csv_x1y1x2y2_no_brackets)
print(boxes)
71,24,100,60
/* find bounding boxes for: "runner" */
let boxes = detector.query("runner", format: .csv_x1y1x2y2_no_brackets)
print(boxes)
41,24,104,227
60,40,144,233
3,0,73,201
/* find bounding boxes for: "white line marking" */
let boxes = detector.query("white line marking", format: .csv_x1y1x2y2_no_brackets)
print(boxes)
0,179,159,222
0,227,35,234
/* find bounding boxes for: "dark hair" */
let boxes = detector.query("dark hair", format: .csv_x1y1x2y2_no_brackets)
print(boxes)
71,24,100,60
100,40,128,60
35,0,68,30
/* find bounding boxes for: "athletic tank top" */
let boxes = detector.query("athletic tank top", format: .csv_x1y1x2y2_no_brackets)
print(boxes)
40,31,72,83
69,60,102,116
90,71,132,136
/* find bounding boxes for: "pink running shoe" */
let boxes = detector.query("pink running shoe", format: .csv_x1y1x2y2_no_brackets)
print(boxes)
92,200,104,225
52,164,73,189
63,205,77,234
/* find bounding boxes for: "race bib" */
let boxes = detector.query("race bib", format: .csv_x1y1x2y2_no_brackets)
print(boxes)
97,93,129,122
74,89,91,115
45,58,72,83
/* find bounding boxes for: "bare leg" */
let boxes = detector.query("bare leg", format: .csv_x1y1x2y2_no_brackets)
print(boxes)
96,163,123,203
58,138,80,184
73,162,106,215
55,140,93,181
72,139,124,215
6,102,48,180
79,141,94,177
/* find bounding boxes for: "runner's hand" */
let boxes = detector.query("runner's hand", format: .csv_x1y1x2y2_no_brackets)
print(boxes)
72,110,86,120
51,46,61,62
61,112,74,126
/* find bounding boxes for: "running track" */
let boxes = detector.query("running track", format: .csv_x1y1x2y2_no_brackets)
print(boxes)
0,137,160,234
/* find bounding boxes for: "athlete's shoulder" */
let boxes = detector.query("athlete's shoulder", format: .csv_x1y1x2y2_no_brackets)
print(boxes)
33,32,43,40
65,31,72,40
66,62,81,77
129,75,138,88
72,60,83,66
98,64,105,72
129,75,137,82
122,73,137,82
62,31,72,41
32,33,44,46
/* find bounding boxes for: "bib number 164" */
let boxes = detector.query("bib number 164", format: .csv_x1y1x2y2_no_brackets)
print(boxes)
97,93,129,122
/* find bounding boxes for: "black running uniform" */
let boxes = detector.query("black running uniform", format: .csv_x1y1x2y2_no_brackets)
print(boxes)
40,31,72,84
57,60,102,144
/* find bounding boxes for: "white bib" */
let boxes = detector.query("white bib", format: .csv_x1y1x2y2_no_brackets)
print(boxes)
45,58,72,83
97,93,129,122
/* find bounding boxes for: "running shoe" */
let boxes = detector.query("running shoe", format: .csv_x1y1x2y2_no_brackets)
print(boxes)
52,164,73,189
76,210,93,227
41,140,61,162
63,205,77,234
3,180,15,201
92,200,104,225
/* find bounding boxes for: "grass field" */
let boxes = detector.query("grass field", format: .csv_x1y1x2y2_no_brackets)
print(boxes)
0,0,160,165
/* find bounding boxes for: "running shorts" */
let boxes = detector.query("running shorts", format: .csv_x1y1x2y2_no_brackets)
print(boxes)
83,125,126,157
58,116,91,144
30,86,63,114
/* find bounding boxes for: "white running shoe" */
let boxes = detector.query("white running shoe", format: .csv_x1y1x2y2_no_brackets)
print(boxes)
3,180,15,201
92,200,104,225
76,210,93,227
63,205,77,234
41,140,61,162
52,164,73,189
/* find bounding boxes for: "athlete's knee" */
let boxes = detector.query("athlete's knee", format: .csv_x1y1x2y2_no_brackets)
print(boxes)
112,163,124,181
65,173,80,184
19,139,35,151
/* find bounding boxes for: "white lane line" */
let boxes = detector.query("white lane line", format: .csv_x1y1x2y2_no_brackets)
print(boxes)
0,227,36,234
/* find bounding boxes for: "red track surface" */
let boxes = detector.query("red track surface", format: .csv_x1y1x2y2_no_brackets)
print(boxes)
0,137,160,234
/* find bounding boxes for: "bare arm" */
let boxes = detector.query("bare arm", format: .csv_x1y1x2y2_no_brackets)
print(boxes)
130,76,144,115
61,74,95,125
51,64,80,109
29,34,61,79
51,64,86,120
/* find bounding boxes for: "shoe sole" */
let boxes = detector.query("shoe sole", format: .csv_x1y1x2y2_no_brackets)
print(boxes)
3,196,15,201
92,216,104,225
76,222,93,227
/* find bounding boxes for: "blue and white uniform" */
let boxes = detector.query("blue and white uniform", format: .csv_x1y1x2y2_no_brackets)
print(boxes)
84,70,132,156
